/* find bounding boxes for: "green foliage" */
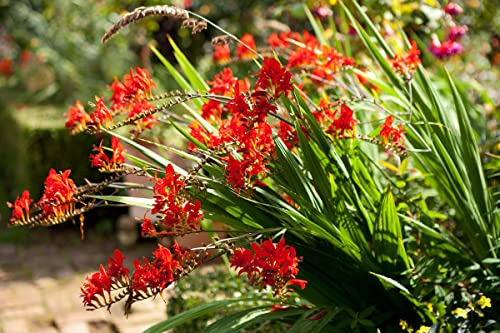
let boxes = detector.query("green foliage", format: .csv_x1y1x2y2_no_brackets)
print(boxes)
0,0,137,104
160,266,287,333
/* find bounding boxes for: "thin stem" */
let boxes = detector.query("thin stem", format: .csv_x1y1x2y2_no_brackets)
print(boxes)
187,11,263,60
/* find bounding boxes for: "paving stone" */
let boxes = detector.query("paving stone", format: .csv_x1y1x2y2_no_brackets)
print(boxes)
54,311,107,327
0,305,45,320
1,318,31,333
34,277,59,289
1,282,42,307
43,289,75,313
32,327,58,333
59,322,91,333
87,320,116,333
113,310,166,330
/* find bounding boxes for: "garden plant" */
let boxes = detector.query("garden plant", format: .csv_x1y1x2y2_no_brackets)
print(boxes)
5,1,499,332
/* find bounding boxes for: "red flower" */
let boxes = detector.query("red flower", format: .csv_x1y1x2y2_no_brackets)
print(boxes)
90,96,114,129
277,121,299,149
288,47,317,68
230,238,307,299
213,44,231,65
131,244,180,292
65,100,93,133
0,58,13,77
107,249,129,281
152,164,203,233
380,115,405,145
81,265,112,308
127,100,157,131
81,241,203,311
266,32,290,48
236,34,256,60
90,137,125,171
108,77,127,111
19,50,32,68
122,67,156,98
7,190,33,223
391,41,421,78
255,58,293,99
326,104,358,136
39,169,76,216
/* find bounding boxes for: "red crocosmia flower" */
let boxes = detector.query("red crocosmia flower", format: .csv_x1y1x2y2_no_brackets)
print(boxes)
288,47,317,68
230,238,307,299
0,58,13,77
391,41,421,78
7,190,33,223
19,50,32,68
213,44,231,65
200,68,250,121
444,1,463,16
127,100,157,131
39,169,76,216
201,99,223,120
90,137,125,171
326,104,358,136
108,77,127,110
223,155,250,191
188,121,210,150
65,100,93,132
208,68,238,95
141,217,156,237
236,33,256,60
152,164,203,233
107,249,129,280
255,58,293,99
251,95,278,121
81,265,112,307
380,115,405,145
277,121,299,149
90,96,114,129
122,67,156,98
266,32,290,48
321,45,351,72
131,244,180,292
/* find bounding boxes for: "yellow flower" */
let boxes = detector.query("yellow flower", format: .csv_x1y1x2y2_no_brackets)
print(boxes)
399,319,409,330
416,326,430,333
425,302,434,313
452,307,469,319
477,296,492,309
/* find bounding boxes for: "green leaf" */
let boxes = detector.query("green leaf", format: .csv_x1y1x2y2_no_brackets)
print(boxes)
369,272,410,294
304,5,327,46
168,36,209,92
373,189,410,271
287,308,339,333
202,306,305,333
143,299,262,333
105,130,187,176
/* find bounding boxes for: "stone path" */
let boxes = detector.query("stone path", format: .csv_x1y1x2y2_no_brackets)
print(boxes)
0,228,168,333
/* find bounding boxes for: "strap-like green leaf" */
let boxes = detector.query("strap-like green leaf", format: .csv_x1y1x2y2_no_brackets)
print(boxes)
143,299,262,333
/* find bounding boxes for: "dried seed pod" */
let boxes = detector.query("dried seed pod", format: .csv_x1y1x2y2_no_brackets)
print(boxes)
211,35,232,46
102,5,189,43
192,21,207,34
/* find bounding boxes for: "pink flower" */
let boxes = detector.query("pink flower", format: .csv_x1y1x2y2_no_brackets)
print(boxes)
444,2,463,16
